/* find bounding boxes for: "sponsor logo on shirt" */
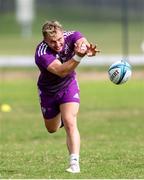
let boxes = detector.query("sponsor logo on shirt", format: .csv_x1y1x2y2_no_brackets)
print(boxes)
64,44,69,55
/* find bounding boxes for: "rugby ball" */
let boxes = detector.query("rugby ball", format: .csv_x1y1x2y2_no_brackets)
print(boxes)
108,60,132,84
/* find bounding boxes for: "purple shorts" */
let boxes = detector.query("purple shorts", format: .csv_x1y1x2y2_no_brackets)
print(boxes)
38,79,80,119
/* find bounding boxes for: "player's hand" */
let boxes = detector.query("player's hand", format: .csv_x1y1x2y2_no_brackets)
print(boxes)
86,43,100,56
74,42,87,57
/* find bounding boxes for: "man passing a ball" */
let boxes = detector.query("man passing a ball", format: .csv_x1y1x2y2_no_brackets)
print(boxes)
35,20,99,173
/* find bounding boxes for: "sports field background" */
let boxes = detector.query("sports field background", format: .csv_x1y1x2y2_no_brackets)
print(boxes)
0,0,144,178
0,68,144,178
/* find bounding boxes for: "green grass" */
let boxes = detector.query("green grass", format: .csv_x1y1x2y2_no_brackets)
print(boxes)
0,69,144,178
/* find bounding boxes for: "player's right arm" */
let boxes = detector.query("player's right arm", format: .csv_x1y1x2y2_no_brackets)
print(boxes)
47,39,99,78
47,56,81,78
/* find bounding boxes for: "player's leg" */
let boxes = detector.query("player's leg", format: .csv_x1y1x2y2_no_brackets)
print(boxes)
59,78,80,173
38,89,63,133
44,113,62,133
60,102,80,173
60,102,80,154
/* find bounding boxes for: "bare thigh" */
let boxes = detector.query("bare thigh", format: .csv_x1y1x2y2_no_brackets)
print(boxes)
60,102,79,128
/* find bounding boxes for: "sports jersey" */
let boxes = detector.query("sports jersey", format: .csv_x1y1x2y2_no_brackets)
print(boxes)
35,31,83,95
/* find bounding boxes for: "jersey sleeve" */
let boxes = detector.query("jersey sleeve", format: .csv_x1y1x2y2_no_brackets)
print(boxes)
38,53,56,69
70,31,84,44
35,41,57,69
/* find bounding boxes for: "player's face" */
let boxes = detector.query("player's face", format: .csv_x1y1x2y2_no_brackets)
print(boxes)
45,30,64,52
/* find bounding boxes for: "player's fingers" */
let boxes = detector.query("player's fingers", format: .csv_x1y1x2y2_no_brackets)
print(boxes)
96,48,100,53
86,44,90,49
89,43,93,48
88,43,96,50
75,41,85,49
80,43,87,50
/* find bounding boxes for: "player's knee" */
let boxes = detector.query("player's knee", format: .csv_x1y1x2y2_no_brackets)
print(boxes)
44,117,61,133
46,127,58,133
48,130,56,133
47,128,57,133
64,117,76,132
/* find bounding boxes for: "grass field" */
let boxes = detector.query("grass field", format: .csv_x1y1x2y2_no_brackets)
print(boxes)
0,68,144,179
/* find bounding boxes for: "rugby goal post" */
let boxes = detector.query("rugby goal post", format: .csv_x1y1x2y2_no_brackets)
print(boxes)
16,0,35,37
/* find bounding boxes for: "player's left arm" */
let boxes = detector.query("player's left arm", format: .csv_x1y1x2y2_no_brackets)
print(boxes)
75,37,100,57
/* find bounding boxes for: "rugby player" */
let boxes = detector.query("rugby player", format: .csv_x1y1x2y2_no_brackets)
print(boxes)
35,20,99,173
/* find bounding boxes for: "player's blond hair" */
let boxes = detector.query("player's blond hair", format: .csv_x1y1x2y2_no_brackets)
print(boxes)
42,20,63,38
